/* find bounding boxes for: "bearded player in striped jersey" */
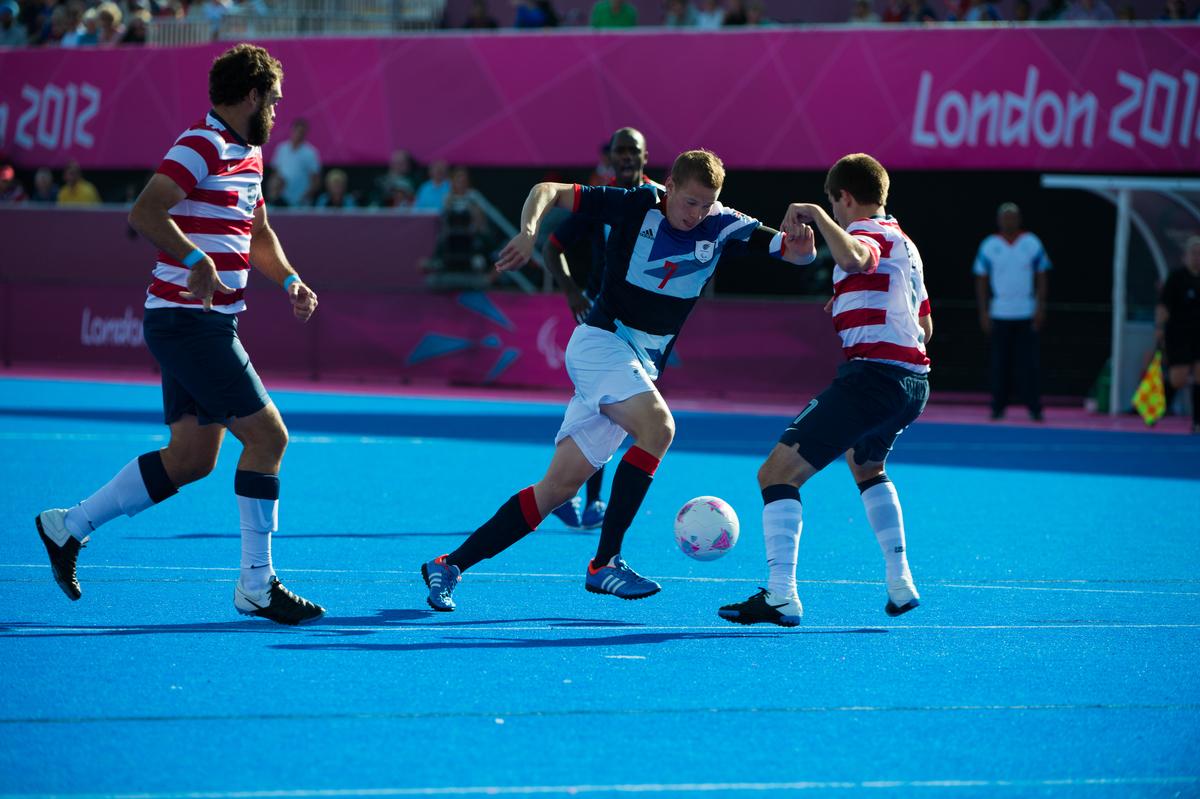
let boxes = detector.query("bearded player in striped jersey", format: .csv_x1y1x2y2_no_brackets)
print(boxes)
720,153,931,628
33,44,324,625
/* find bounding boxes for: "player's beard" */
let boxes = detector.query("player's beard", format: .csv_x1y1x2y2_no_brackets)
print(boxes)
246,100,274,146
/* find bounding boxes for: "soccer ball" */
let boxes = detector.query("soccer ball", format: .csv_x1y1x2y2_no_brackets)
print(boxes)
674,496,739,561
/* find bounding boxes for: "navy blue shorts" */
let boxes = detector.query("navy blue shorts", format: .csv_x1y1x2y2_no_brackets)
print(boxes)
142,308,271,427
779,360,929,471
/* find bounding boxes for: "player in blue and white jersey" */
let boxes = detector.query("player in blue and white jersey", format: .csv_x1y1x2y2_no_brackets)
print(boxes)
420,149,816,611
540,126,661,531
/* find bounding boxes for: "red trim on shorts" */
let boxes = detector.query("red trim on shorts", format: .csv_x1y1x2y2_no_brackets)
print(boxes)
517,486,542,530
622,446,661,476
548,233,563,252
571,184,582,213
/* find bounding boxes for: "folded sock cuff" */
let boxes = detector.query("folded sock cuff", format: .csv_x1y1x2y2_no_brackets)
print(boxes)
137,451,178,504
857,474,891,494
761,483,801,505
235,470,281,500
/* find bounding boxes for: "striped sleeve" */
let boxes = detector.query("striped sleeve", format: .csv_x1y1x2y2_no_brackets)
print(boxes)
847,226,882,273
715,209,760,245
156,132,221,194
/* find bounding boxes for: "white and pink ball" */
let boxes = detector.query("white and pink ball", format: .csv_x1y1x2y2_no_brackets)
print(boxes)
673,496,740,561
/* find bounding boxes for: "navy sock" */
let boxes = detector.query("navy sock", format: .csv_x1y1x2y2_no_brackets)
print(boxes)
586,467,604,504
592,447,659,568
137,451,178,503
446,487,541,572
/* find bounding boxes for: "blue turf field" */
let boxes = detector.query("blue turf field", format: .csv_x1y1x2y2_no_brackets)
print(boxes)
1,377,1198,798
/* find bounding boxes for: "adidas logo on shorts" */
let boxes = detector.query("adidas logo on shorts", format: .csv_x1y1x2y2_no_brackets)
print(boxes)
640,228,654,240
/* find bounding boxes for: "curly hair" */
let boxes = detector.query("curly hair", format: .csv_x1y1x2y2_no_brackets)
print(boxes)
208,43,283,107
824,153,889,207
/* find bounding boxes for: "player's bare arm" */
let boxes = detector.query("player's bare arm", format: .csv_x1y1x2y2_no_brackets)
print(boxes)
250,203,317,322
920,313,933,344
752,223,816,266
496,182,577,272
129,174,233,311
540,237,591,324
783,202,874,274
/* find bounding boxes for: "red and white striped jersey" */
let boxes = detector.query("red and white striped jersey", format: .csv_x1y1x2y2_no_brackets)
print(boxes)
145,111,264,314
830,216,931,374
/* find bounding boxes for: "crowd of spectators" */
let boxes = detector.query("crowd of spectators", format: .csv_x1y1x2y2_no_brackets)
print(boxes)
1,0,1196,47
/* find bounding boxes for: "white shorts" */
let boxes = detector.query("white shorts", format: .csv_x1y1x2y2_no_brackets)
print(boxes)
555,325,656,468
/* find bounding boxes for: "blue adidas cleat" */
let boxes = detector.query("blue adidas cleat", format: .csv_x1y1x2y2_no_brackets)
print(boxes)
421,555,461,612
550,496,583,529
585,555,660,600
580,499,607,530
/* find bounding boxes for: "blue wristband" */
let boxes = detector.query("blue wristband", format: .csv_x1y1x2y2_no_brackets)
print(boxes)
283,274,301,292
181,249,205,268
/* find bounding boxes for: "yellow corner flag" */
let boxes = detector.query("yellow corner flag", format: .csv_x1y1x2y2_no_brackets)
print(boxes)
1132,351,1167,426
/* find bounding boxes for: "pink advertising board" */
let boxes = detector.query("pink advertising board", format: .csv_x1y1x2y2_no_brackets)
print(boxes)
0,208,843,402
2,26,1197,173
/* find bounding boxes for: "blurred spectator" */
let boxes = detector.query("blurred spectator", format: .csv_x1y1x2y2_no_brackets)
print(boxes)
961,0,1002,19
692,0,725,27
1160,0,1190,18
386,178,415,209
121,9,149,44
463,0,499,27
513,0,558,27
58,2,88,47
0,165,27,202
881,0,907,21
941,0,965,20
719,0,746,23
1062,0,1116,19
745,0,775,23
974,202,1052,422
1117,4,1136,18
58,161,101,204
663,0,697,25
1012,0,1032,19
414,160,451,211
848,0,883,22
426,167,494,289
587,142,614,185
1037,0,1068,18
374,148,418,206
904,0,939,20
264,171,289,208
30,167,58,203
96,1,123,44
270,118,321,207
315,168,357,209
0,0,27,46
1155,235,1200,432
591,0,637,26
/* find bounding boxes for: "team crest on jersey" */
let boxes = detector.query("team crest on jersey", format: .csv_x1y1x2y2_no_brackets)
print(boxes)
244,184,260,211
695,241,715,263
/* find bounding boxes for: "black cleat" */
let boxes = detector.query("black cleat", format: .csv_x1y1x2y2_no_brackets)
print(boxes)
718,588,802,627
35,510,85,601
234,577,325,625
885,579,921,617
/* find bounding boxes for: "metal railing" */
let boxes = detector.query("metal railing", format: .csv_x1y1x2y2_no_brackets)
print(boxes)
147,0,444,46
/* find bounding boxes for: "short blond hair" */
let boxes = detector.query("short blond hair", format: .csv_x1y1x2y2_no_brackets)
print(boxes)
670,149,725,191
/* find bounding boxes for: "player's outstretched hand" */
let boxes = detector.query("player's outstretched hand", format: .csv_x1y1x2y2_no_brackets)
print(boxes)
786,221,815,253
496,232,534,272
180,257,236,312
289,280,318,322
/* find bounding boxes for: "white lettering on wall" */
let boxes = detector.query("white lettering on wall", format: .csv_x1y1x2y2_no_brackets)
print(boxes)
9,83,102,154
81,307,144,348
914,66,1199,153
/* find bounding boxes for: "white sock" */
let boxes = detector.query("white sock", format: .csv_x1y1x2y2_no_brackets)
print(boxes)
238,495,277,592
861,480,912,584
764,498,803,599
63,458,154,540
